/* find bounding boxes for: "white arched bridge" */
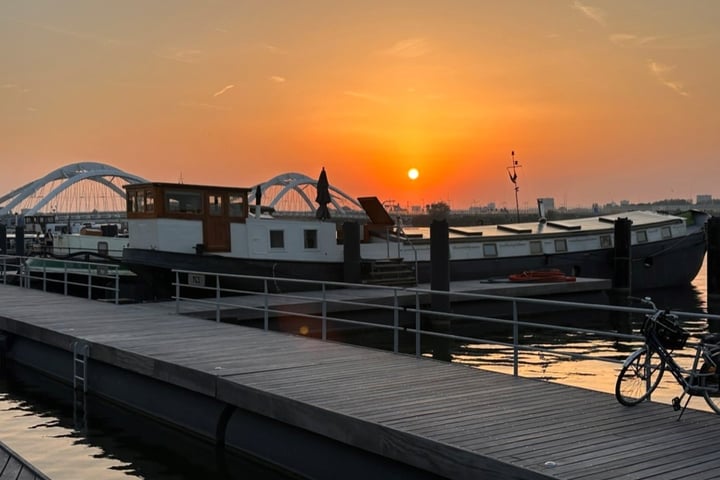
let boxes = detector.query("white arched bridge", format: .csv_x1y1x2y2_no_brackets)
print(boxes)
0,162,363,220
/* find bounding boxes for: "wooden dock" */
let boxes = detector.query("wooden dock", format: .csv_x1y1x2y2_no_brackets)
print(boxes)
2,284,720,479
1,440,49,480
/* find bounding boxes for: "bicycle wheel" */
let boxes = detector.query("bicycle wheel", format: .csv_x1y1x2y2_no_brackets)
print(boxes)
700,360,720,414
615,346,666,406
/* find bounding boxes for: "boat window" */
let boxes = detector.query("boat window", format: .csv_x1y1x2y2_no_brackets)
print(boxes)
208,194,223,216
229,193,245,217
661,226,672,239
137,191,145,213
600,235,612,248
128,193,137,213
166,191,203,214
530,240,543,254
97,241,108,256
554,239,567,252
483,243,498,257
145,191,154,212
270,230,284,249
304,230,318,249
636,230,648,243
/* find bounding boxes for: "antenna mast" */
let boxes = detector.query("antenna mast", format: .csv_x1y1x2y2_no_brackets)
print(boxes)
506,150,522,222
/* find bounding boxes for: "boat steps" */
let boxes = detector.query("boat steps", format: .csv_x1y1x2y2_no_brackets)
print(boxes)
361,259,416,287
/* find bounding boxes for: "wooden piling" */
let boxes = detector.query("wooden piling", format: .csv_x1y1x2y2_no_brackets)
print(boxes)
707,216,720,301
343,221,361,284
429,220,451,361
612,217,632,295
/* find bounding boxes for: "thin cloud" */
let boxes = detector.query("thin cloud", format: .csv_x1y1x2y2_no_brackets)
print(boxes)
382,38,431,58
156,48,203,64
610,33,658,47
179,101,231,111
572,1,606,27
263,44,288,55
343,91,387,104
647,60,689,97
213,84,235,97
1,84,18,89
269,76,286,83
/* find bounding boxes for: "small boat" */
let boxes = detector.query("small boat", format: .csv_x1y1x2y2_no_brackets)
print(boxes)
120,179,710,298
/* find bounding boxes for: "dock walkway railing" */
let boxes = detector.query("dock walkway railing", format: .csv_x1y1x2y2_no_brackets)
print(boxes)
172,269,720,377
0,254,124,304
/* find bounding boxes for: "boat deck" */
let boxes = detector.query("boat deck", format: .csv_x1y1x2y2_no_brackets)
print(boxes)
2,284,720,479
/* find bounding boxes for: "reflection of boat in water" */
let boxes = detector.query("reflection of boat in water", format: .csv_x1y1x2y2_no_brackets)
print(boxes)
120,179,710,298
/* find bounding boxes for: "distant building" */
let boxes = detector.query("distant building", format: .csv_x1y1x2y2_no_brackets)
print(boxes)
697,194,713,205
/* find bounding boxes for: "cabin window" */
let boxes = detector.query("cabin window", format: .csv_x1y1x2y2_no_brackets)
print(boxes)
483,243,498,257
128,193,136,213
636,230,648,243
530,241,543,254
166,190,203,214
304,230,318,249
661,226,672,239
137,191,145,212
145,191,154,212
97,241,109,256
600,235,612,248
554,239,567,252
270,230,284,249
229,193,245,217
208,194,223,216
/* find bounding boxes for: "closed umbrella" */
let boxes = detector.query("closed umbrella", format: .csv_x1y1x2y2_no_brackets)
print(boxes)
315,167,331,220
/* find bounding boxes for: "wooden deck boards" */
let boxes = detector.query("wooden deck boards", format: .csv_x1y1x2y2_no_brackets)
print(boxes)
2,284,720,479
0,440,48,480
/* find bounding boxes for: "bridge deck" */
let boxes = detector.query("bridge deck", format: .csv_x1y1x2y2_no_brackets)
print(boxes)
1,284,719,479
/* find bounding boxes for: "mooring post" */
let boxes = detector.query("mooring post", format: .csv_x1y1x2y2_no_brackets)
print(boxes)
14,225,25,257
707,216,720,302
430,219,451,361
612,217,632,295
0,224,6,255
342,221,361,284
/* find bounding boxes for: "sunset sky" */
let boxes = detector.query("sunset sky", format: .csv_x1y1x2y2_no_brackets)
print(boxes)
2,1,719,210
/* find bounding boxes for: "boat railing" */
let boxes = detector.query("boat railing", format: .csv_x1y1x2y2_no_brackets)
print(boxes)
390,217,419,284
0,254,124,304
171,268,720,379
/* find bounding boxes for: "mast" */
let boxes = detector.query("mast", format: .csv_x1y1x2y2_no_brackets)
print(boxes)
506,150,522,222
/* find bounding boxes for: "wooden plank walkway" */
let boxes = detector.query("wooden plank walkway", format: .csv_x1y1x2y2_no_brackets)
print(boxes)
0,440,49,480
1,284,720,479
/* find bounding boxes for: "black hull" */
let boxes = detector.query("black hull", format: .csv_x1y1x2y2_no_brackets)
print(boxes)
123,229,707,299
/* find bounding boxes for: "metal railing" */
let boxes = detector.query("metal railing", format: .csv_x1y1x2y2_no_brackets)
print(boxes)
0,254,124,304
171,268,720,377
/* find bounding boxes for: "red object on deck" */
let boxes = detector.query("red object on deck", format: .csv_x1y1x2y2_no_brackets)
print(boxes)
508,269,576,283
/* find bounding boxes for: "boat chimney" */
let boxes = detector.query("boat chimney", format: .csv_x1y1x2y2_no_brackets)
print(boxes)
537,198,547,224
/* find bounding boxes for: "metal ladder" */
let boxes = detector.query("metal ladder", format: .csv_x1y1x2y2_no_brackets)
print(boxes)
72,341,89,432
72,341,90,392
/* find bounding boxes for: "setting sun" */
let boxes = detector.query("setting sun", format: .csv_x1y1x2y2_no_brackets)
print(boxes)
408,168,419,180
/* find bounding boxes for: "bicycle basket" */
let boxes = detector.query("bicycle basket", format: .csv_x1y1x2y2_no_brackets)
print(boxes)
642,312,689,350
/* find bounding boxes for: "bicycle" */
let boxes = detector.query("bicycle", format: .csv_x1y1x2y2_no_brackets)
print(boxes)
615,296,720,419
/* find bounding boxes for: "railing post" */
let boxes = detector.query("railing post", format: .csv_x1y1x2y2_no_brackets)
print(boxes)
215,274,221,323
42,261,47,292
114,267,120,305
393,290,399,353
321,283,327,341
87,264,92,299
415,291,421,357
64,265,68,296
513,299,519,377
175,271,180,314
263,279,269,331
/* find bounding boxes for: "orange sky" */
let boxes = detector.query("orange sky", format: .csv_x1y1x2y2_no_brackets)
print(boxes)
2,1,719,210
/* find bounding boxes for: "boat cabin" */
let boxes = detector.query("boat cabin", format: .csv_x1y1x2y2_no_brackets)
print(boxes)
125,182,251,253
